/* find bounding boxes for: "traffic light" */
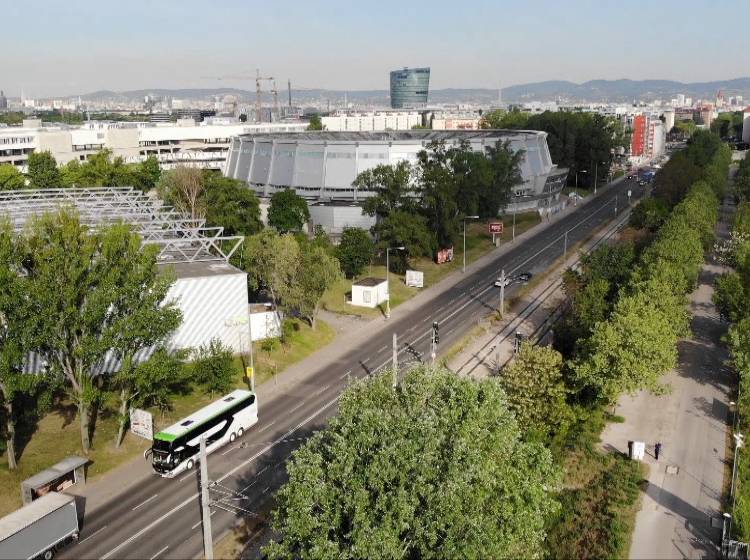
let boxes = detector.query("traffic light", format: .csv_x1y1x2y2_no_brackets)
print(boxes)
432,321,439,344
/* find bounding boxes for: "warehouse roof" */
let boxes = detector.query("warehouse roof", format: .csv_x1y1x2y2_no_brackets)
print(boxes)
238,129,546,143
0,187,243,264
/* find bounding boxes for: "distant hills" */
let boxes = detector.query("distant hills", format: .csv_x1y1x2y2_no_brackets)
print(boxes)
77,77,750,105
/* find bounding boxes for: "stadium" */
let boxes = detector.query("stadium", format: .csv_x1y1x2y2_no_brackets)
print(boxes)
225,130,569,233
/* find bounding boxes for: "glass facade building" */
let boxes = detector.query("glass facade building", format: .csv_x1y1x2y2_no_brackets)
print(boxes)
389,67,430,109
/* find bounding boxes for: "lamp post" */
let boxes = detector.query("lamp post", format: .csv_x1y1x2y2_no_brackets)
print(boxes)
574,170,587,205
385,246,405,319
463,215,479,273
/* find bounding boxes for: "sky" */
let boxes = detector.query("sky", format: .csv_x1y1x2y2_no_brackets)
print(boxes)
1,0,747,98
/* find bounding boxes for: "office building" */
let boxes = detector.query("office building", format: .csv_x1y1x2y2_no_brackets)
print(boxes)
0,119,307,171
321,111,422,132
389,67,430,109
0,91,7,111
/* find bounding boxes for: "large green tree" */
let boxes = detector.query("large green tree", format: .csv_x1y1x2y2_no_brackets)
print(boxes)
203,174,262,236
289,245,342,329
0,165,26,190
19,211,181,453
243,229,300,308
157,166,206,219
265,365,560,559
268,189,310,233
336,227,375,278
27,151,61,189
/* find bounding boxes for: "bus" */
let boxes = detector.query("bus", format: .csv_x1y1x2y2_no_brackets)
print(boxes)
146,389,258,477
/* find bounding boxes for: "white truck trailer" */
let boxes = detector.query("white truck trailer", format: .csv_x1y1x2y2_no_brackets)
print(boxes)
0,492,79,560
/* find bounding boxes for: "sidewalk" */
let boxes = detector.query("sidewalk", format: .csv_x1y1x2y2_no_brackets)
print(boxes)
447,206,632,378
69,180,625,515
600,260,732,559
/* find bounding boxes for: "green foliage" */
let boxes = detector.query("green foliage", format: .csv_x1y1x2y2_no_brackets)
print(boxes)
289,245,342,329
357,161,416,218
652,151,703,207
156,166,205,219
0,165,26,190
629,197,669,231
710,111,744,139
14,211,181,453
268,189,310,232
202,173,262,236
735,156,750,202
306,114,323,131
27,151,61,189
265,365,560,560
480,108,530,129
498,343,570,438
546,452,644,560
714,272,748,321
335,227,375,278
192,338,235,395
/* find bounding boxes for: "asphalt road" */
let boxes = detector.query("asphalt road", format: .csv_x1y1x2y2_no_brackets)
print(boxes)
61,176,645,560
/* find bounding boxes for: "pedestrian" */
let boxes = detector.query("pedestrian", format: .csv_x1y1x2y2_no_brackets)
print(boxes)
654,442,662,460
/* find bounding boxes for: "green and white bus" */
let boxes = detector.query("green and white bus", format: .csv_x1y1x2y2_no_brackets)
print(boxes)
146,389,258,477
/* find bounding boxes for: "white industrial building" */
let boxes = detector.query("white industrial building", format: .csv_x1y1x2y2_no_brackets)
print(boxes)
321,111,422,132
0,187,251,357
0,118,306,172
349,278,389,309
225,130,569,234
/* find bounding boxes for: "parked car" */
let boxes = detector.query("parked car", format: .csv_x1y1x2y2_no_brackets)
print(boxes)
517,272,533,283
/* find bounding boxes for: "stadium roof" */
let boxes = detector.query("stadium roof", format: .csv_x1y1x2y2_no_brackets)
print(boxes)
0,187,243,264
237,129,546,142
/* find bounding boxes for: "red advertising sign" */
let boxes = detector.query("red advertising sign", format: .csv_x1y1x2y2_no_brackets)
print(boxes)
488,222,504,234
435,247,454,264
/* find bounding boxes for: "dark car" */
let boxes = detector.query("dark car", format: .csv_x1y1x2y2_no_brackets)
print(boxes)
517,272,532,283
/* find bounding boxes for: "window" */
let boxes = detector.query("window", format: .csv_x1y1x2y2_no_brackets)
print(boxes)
181,420,194,427
223,396,235,402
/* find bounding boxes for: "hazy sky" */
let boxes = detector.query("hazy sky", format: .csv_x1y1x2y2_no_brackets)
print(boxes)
2,0,746,98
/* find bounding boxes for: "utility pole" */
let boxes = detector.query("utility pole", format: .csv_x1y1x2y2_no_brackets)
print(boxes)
564,230,568,258
463,215,479,273
199,436,213,560
431,321,439,366
248,315,255,392
392,332,398,388
512,208,516,242
615,194,618,215
499,269,507,317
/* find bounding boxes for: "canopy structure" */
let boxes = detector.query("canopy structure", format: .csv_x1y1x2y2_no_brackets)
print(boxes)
0,187,243,264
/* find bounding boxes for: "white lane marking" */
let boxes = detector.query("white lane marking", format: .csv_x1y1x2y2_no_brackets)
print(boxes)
150,545,168,560
78,525,108,544
377,345,387,352
288,401,305,415
257,466,269,477
340,370,352,380
314,383,330,396
178,473,193,483
258,420,276,433
132,494,158,511
262,486,270,494
221,445,235,456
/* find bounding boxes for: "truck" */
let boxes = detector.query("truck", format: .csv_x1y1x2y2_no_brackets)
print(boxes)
0,492,79,560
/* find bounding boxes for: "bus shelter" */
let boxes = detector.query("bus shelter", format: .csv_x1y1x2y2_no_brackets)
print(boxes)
21,456,87,505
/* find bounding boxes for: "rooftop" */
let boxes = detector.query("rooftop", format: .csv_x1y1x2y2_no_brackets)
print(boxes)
239,129,546,143
354,277,387,287
0,187,243,264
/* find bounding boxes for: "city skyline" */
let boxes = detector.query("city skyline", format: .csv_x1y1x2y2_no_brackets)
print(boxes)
1,0,748,98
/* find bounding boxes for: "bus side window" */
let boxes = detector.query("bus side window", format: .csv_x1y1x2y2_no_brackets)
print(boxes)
248,394,255,405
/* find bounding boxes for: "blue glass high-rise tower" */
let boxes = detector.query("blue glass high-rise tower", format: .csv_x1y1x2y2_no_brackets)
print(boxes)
389,67,430,109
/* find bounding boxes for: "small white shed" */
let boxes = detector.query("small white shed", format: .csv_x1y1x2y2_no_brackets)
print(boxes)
349,277,389,309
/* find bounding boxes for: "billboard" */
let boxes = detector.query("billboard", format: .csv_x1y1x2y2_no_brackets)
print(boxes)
488,223,503,234
130,408,153,441
405,270,424,288
435,247,454,264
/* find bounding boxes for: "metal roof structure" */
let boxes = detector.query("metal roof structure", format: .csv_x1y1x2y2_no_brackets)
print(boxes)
0,187,243,264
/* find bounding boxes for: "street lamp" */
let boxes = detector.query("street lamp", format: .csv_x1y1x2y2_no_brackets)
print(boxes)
462,215,479,273
574,170,587,206
385,246,405,319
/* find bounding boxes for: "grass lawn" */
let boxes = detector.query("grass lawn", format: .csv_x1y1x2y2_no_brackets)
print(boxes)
321,213,541,318
0,318,332,517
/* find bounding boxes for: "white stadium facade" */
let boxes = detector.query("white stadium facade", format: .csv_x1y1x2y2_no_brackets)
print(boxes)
225,130,568,234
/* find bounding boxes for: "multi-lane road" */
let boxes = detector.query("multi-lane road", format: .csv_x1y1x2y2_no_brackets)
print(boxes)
62,176,644,560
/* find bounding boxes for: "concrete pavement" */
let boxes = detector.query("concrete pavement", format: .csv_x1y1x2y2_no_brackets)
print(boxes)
600,260,732,559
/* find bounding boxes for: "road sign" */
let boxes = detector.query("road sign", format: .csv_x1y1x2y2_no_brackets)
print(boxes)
488,222,504,234
130,408,153,440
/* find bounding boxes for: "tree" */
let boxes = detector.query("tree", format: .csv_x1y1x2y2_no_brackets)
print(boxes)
268,189,310,232
629,197,669,231
203,174,262,235
498,343,569,437
481,109,530,129
193,338,235,395
416,140,461,250
243,230,300,308
374,210,434,271
19,211,181,453
714,272,748,321
289,246,342,329
335,227,374,278
357,161,416,219
27,151,61,189
307,114,323,131
112,349,186,447
157,166,205,219
0,165,26,190
265,365,560,559
133,156,161,191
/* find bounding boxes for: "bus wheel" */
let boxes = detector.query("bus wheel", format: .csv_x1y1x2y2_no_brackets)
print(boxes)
229,432,237,443
186,459,194,470
43,548,55,560
237,427,244,438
